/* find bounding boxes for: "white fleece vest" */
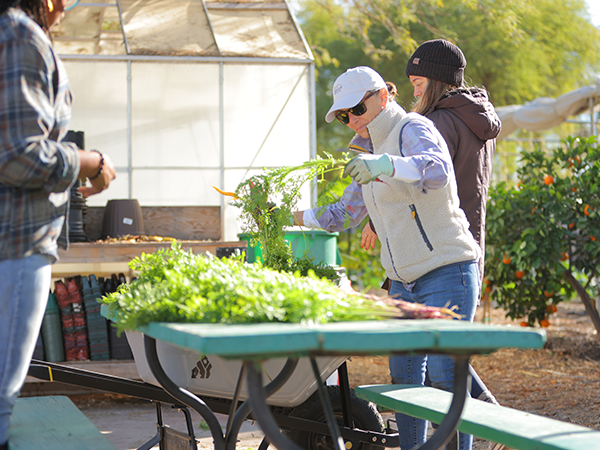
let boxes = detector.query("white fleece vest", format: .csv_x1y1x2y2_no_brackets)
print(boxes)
363,104,480,283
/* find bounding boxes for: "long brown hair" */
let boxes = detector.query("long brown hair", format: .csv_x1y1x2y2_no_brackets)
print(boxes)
0,0,51,33
412,78,462,115
386,81,397,101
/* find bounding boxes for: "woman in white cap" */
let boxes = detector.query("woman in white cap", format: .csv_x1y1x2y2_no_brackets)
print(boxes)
362,40,503,418
294,65,479,450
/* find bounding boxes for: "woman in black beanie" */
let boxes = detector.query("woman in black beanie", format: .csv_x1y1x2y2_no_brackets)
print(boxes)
400,39,502,450
405,39,501,266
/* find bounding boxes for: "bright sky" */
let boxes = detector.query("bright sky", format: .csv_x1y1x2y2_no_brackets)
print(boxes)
584,0,600,27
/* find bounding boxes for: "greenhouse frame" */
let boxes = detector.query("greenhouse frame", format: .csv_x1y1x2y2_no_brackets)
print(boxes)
52,0,316,240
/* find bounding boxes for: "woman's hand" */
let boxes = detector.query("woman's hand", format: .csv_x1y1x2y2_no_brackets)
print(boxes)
343,153,393,184
361,222,378,249
77,150,116,197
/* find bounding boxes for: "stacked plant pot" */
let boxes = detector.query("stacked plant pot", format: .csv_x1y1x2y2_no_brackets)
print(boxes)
54,278,89,361
40,292,65,362
104,274,133,360
81,275,110,361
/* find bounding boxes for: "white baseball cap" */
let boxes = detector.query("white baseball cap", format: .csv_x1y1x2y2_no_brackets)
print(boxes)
325,66,387,123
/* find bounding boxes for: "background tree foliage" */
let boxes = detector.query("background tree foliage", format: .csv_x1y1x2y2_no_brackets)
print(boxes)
485,136,600,332
294,0,600,305
297,0,600,153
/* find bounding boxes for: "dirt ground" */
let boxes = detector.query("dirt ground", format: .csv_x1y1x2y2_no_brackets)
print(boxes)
69,299,600,449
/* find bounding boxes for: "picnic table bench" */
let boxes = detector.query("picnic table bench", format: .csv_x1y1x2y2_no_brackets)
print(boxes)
356,383,600,450
136,318,547,450
8,395,117,449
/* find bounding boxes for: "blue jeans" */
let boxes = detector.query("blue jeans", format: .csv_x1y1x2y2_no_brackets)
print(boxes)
0,255,52,444
388,262,479,450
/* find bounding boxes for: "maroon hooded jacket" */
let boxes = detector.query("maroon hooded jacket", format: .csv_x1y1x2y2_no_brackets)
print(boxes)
379,87,500,290
425,87,501,258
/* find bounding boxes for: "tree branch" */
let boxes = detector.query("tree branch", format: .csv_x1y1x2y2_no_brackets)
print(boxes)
563,269,600,335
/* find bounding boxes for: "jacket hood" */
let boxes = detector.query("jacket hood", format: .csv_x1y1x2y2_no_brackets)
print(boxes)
430,88,501,141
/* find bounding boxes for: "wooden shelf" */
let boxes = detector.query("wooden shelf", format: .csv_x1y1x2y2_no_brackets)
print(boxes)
52,240,247,277
41,238,247,386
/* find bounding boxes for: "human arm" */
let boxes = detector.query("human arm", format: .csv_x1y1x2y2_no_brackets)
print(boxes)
77,150,116,197
399,119,453,192
294,181,368,233
342,153,422,184
0,28,114,196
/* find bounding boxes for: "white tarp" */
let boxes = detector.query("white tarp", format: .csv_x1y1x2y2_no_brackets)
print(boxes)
496,81,600,140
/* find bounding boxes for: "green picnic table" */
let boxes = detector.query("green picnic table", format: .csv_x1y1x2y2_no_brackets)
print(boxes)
136,319,546,450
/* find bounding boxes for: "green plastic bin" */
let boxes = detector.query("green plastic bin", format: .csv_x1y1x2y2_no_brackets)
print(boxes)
238,230,340,266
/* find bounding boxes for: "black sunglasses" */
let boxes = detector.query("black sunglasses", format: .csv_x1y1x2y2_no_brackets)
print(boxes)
335,90,378,124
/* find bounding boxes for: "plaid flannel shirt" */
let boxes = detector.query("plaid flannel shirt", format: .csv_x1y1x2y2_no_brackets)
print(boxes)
0,8,80,262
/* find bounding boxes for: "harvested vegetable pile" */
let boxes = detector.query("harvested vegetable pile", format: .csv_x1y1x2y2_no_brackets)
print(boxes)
100,244,459,333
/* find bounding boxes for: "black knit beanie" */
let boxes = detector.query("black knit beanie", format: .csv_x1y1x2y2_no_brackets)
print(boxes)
405,39,466,86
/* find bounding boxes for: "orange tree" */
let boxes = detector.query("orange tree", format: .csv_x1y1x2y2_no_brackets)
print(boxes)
485,135,600,332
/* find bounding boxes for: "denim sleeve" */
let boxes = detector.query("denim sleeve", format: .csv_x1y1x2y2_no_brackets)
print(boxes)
0,36,79,193
310,181,368,232
400,121,452,192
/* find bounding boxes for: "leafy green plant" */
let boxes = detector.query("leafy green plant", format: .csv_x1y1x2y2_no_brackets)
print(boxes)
485,135,600,330
232,154,348,279
100,244,459,333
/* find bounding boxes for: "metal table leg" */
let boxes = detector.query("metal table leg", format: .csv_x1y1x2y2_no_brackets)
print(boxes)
144,335,226,450
246,353,471,450
225,358,300,450
246,361,304,450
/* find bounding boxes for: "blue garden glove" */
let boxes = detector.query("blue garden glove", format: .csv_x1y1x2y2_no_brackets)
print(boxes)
343,154,393,184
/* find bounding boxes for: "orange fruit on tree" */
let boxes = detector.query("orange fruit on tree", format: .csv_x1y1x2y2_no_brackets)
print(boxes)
544,291,553,298
540,319,550,328
559,252,568,261
544,175,554,185
485,286,492,294
515,271,525,279
547,304,558,314
584,205,593,216
572,187,577,192
520,321,529,327
591,236,597,242
568,222,576,229
502,253,511,264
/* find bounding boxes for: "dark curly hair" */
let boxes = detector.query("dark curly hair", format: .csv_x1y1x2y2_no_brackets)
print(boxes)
1,0,50,32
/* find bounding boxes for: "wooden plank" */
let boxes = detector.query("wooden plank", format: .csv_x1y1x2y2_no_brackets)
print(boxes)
9,396,117,449
137,320,546,360
84,206,221,241
356,384,600,450
141,322,322,360
56,240,246,264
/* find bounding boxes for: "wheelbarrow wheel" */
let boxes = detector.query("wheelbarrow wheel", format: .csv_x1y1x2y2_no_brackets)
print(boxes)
285,385,385,450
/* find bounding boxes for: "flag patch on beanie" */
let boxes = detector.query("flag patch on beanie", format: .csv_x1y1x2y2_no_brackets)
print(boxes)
413,58,420,65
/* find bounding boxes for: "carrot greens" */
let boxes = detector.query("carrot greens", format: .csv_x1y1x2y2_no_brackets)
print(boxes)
100,244,396,333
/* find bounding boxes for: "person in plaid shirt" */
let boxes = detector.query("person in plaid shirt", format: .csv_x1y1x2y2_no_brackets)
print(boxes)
0,1,115,446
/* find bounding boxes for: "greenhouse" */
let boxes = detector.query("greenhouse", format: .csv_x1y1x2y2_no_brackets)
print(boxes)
51,0,315,240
